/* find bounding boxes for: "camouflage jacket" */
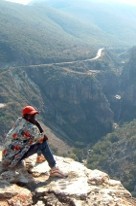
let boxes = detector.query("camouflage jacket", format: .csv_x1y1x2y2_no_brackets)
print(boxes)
2,117,43,168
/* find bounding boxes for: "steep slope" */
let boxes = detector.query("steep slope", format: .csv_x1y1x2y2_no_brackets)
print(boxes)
119,46,136,122
1,0,136,67
39,0,136,47
1,47,132,147
87,120,136,196
0,0,97,66
0,46,121,146
0,69,72,155
2,47,135,146
0,58,114,146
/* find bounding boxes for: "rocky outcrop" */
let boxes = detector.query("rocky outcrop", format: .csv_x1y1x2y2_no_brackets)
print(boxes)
119,46,136,122
1,47,136,146
24,65,113,145
0,154,136,206
0,62,114,145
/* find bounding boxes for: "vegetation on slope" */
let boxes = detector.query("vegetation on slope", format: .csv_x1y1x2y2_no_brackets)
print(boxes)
0,61,114,147
86,120,136,196
41,0,136,47
0,67,43,134
1,0,136,67
0,0,98,66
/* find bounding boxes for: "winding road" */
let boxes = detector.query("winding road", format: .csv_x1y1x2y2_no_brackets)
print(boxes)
0,48,104,108
90,48,104,60
2,48,105,70
0,103,6,108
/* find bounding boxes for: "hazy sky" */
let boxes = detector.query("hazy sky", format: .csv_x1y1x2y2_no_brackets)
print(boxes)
100,0,136,5
5,0,32,4
4,0,136,5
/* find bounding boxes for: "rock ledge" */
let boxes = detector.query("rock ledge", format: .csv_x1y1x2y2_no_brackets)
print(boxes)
0,155,136,206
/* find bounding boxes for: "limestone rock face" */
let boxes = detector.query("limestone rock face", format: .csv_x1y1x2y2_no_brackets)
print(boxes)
0,154,136,206
25,66,113,144
0,64,114,146
120,46,136,121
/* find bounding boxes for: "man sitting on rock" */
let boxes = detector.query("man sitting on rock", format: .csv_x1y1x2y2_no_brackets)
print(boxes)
1,105,67,178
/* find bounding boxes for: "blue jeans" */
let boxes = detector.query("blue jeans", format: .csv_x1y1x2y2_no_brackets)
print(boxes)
21,141,56,168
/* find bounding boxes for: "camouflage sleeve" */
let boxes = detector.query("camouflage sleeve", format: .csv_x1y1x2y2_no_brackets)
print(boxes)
5,117,22,144
7,118,21,136
28,125,43,142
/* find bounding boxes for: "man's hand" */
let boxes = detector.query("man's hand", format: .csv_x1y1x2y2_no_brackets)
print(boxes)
38,134,48,143
43,134,48,141
38,137,45,143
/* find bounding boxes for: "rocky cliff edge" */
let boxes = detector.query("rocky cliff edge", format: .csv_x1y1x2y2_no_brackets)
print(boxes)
0,153,136,206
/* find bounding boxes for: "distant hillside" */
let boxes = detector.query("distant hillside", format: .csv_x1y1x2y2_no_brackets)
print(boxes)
36,0,136,47
119,46,136,122
0,0,98,67
0,55,114,146
1,47,136,147
87,119,136,196
1,0,136,67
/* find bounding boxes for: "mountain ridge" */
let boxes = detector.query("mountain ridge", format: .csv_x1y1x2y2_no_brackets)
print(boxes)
1,0,136,67
34,0,136,47
0,0,97,66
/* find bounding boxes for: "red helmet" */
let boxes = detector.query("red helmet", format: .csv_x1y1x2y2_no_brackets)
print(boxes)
22,106,39,116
